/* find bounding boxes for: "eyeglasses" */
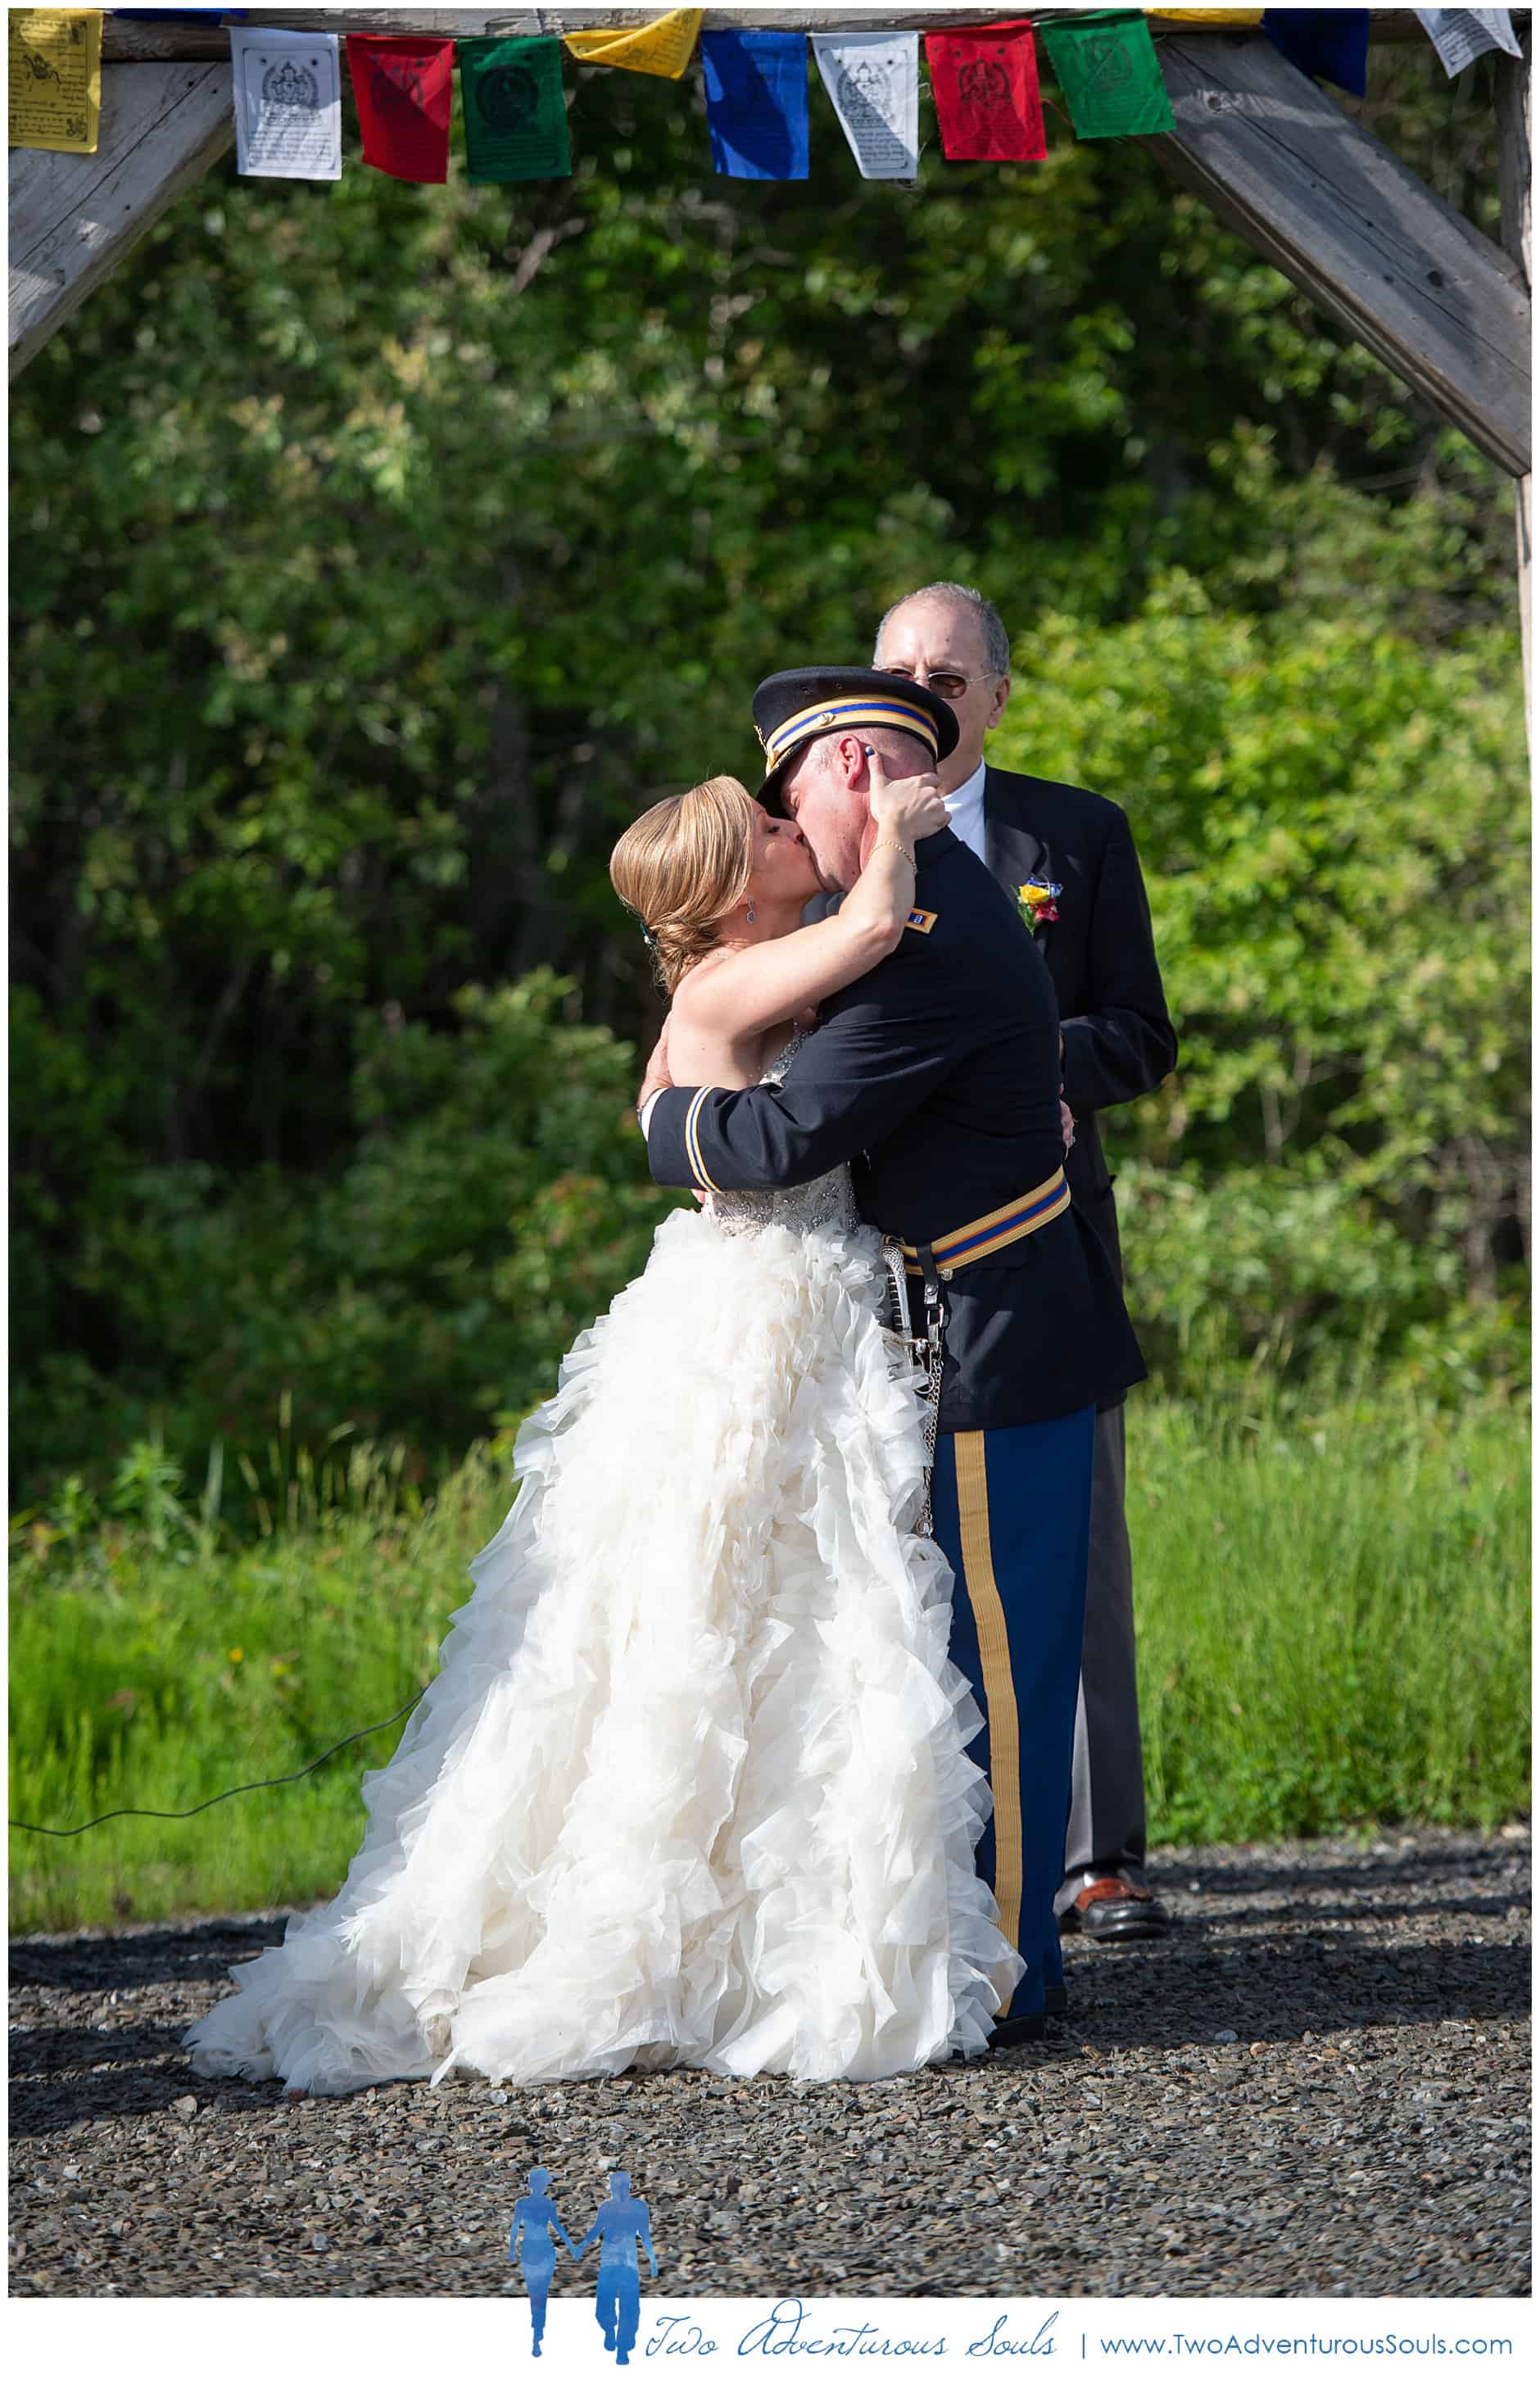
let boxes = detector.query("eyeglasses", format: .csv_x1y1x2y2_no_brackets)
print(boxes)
881,667,976,701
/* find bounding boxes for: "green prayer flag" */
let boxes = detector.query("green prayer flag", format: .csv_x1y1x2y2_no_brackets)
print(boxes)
458,34,570,182
1040,9,1175,139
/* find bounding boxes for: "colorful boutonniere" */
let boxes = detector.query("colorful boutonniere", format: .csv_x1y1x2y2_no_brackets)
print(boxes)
1017,878,1062,932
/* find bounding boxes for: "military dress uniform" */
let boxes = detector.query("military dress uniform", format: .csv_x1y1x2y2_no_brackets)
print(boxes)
976,766,1177,1928
645,671,1147,2029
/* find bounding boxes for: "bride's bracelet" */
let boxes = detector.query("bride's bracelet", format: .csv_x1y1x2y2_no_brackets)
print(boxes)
870,839,915,868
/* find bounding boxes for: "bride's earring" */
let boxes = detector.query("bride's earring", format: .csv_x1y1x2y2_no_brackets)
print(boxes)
746,899,757,925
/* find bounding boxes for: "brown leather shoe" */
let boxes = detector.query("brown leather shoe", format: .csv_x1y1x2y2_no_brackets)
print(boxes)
1060,1874,1169,1942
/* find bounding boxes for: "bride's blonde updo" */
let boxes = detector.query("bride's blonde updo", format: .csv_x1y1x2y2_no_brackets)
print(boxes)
609,775,759,994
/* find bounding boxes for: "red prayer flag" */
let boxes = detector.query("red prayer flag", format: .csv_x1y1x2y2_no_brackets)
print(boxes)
346,33,453,184
926,19,1046,163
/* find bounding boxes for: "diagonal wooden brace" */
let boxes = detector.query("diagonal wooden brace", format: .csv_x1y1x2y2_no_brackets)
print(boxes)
1143,33,1531,479
10,62,235,382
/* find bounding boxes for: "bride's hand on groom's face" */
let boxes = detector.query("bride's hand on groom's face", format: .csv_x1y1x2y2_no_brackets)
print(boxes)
866,751,949,846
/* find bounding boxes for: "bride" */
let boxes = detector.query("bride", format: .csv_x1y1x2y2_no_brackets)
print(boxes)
184,764,1022,2094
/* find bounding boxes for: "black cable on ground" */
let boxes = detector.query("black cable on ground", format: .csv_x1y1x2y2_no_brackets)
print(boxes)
7,1691,427,1836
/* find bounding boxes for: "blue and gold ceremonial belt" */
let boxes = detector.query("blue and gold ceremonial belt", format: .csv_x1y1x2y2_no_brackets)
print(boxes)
899,1170,1071,1277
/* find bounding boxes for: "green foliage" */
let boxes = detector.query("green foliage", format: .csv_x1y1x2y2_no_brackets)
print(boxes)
21,974,682,1485
7,39,1527,1499
10,1431,510,1932
10,1391,1527,1932
1130,1395,1529,1845
992,578,1528,1391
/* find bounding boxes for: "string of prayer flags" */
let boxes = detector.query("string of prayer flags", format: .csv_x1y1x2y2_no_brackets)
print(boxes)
9,8,102,154
926,20,1046,163
230,25,341,179
1415,9,1523,77
346,34,453,184
458,35,571,184
813,31,919,184
1040,10,1175,139
1261,11,1370,97
700,29,809,182
563,10,702,81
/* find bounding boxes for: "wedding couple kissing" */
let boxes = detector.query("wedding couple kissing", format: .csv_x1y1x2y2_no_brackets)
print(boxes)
185,660,1146,2096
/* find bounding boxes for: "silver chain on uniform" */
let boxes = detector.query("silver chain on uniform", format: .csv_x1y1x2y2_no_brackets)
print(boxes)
881,1239,945,1539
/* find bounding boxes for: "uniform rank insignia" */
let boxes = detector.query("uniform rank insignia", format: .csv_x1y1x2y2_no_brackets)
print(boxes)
905,908,938,935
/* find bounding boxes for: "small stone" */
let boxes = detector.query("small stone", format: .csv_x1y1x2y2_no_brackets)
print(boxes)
311,2232,329,2252
171,2096,198,2118
1212,2031,1239,2046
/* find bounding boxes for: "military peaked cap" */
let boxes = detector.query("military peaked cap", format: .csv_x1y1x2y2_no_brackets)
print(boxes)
750,667,959,813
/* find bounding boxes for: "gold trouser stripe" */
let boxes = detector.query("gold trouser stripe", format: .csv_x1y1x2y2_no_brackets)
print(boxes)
955,1431,1022,2014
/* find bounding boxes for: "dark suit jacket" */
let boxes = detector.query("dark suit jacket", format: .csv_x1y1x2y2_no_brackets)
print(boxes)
983,764,1176,1280
648,827,1147,1434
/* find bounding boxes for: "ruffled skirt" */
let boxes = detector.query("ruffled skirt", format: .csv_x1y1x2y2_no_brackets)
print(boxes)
183,1205,1021,2092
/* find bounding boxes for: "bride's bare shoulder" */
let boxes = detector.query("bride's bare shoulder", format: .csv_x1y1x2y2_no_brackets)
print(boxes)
670,949,733,1020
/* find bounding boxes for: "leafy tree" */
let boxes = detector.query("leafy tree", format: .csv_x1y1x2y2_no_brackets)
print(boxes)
992,575,1527,1390
7,39,1525,1497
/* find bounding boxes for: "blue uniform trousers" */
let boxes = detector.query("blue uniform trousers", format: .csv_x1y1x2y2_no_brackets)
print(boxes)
929,1407,1095,2022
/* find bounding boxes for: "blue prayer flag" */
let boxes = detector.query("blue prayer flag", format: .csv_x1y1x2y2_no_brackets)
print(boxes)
1262,10,1370,97
700,28,808,181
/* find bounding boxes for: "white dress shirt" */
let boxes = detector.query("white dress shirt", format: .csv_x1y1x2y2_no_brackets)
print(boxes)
943,757,988,863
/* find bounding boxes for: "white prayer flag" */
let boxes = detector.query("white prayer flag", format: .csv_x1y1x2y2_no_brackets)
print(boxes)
813,31,919,184
1415,10,1523,77
231,25,342,179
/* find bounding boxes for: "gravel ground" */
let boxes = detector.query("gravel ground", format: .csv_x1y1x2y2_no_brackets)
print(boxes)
10,1824,1529,2300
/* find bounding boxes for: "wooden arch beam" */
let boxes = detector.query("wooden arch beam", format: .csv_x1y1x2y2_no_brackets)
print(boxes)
9,61,233,381
9,7,1533,477
94,10,1452,64
1143,30,1530,478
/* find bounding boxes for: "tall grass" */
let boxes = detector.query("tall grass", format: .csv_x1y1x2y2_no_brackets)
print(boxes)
9,1426,512,1934
1129,1394,1529,1843
8,1392,1529,1934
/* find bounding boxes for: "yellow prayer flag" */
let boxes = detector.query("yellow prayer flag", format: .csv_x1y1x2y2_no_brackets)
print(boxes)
563,9,703,80
9,7,102,152
1144,8,1264,21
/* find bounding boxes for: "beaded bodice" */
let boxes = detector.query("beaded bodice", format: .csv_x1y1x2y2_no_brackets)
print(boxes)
705,1032,862,1237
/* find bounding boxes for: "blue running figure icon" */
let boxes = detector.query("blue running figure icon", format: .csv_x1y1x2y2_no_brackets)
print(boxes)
508,2166,578,2357
574,2171,658,2364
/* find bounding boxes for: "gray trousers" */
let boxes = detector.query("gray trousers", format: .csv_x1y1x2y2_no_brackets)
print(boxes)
1056,1402,1148,1906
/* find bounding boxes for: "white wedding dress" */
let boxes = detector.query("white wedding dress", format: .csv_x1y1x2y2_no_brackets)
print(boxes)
184,1039,1021,2093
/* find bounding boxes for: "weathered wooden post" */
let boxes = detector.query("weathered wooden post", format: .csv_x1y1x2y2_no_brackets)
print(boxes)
1494,27,1533,745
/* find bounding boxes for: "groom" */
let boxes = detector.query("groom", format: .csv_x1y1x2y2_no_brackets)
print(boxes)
640,667,1145,2041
